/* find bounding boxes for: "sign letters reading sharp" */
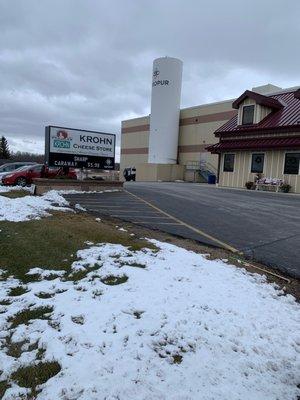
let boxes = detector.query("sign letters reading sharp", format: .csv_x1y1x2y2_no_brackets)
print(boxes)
45,126,115,169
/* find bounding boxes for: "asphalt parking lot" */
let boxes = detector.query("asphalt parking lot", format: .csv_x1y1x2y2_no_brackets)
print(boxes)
64,182,300,278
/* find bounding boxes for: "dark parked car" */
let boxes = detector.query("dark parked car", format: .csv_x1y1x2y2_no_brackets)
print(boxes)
123,167,136,181
2,164,77,186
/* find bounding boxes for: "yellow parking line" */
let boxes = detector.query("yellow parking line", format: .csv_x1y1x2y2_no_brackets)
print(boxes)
110,210,157,213
124,190,240,254
88,203,147,206
116,215,168,218
133,222,182,225
88,205,123,208
112,215,169,218
83,201,142,204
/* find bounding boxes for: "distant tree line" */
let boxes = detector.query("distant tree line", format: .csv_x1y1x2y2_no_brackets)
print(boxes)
10,151,45,163
0,135,44,165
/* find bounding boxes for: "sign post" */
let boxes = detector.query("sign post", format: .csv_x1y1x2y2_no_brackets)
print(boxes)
45,126,115,170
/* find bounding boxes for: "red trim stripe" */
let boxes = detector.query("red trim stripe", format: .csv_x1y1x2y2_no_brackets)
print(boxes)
121,147,148,155
121,110,237,134
121,144,214,155
207,136,300,153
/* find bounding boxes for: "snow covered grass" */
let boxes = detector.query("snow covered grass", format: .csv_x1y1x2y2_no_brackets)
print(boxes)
0,187,121,222
0,190,71,222
0,240,299,399
0,186,33,200
0,187,299,398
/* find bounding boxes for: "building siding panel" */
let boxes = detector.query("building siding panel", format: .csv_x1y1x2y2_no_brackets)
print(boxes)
219,150,300,193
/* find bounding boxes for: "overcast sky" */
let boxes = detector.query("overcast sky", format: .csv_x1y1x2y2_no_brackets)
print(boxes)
1,0,299,159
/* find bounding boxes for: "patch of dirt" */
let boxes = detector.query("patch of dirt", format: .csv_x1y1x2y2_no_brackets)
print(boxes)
101,275,128,286
71,315,85,325
35,292,55,299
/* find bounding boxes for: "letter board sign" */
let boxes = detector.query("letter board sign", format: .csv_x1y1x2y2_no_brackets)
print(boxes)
45,126,115,169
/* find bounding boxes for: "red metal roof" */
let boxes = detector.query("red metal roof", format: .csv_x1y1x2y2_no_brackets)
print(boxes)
232,90,283,110
206,136,300,153
294,88,300,99
216,90,300,136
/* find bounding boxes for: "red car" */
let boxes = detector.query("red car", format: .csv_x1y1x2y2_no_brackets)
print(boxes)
1,164,77,186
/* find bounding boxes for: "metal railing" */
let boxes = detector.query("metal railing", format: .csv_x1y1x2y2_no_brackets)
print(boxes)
185,160,217,175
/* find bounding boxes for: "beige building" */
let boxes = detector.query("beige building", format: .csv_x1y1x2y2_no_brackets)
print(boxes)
121,84,283,183
121,99,237,182
208,87,300,193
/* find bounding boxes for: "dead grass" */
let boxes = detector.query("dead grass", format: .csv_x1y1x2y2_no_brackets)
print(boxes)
4,335,38,358
5,338,28,358
119,261,146,269
64,264,102,282
0,335,51,397
35,292,55,299
0,212,156,283
8,306,53,329
8,286,28,297
11,361,61,395
172,354,183,364
0,190,30,199
101,274,128,285
0,298,12,306
0,380,10,398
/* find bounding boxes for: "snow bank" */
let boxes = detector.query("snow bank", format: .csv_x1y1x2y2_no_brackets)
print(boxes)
0,240,299,399
0,190,70,222
0,188,121,222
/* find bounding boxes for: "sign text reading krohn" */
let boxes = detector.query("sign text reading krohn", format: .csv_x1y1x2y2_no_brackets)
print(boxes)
46,126,115,169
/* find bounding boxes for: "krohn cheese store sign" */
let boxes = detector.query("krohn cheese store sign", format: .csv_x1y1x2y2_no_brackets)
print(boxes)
45,126,115,169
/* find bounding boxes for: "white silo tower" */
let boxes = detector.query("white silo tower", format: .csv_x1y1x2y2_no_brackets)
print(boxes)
148,57,183,164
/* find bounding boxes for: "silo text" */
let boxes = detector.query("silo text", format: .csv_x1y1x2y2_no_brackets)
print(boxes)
152,80,169,87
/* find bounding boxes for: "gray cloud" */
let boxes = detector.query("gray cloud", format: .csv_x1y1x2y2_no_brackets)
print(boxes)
0,0,299,158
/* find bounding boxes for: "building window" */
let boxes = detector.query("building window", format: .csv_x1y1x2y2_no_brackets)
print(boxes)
223,154,235,172
251,153,265,173
284,153,300,175
242,105,255,125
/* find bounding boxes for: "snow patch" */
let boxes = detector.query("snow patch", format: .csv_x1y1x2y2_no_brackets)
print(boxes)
26,268,66,278
0,240,299,399
0,190,71,222
0,188,121,222
75,203,86,211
